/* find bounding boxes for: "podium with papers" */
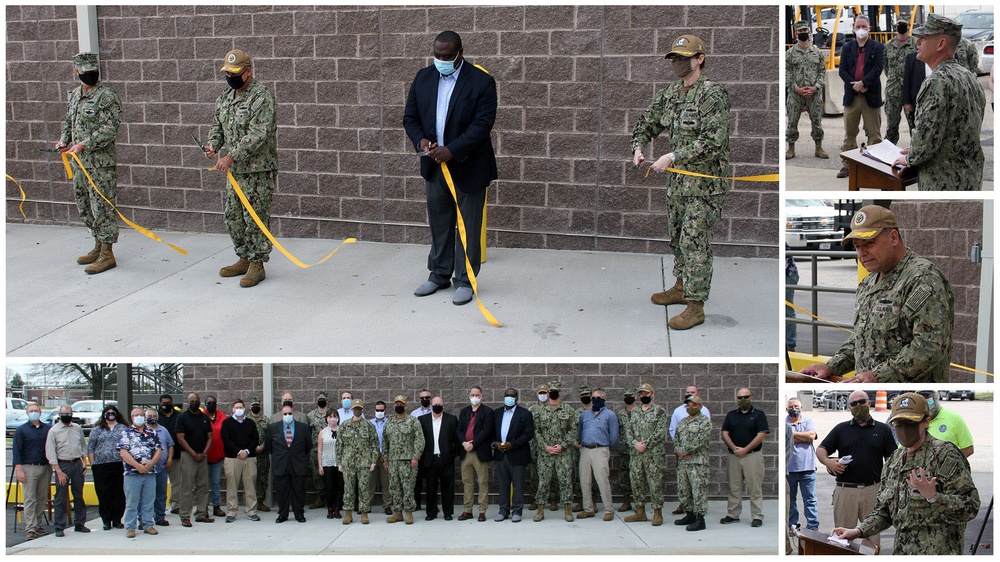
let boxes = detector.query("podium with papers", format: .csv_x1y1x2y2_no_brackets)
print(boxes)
840,147,917,191
796,528,880,555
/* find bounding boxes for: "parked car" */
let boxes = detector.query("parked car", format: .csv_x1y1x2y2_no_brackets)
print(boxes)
979,40,993,74
69,399,118,428
5,397,30,423
6,412,29,438
937,390,975,401
786,199,843,251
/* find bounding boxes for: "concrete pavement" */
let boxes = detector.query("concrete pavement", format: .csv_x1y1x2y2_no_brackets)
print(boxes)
6,224,779,358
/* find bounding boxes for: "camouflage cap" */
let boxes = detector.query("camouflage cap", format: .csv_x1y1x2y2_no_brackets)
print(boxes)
666,34,706,58
913,13,962,38
623,387,637,396
393,395,407,404
220,49,252,73
247,396,261,405
316,391,328,400
794,20,811,31
547,381,561,391
888,392,929,423
351,398,364,409
638,383,654,393
536,383,550,394
842,205,898,245
578,386,592,396
685,394,703,406
74,52,99,73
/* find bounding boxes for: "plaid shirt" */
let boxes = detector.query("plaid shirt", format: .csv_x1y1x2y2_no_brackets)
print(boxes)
117,425,163,475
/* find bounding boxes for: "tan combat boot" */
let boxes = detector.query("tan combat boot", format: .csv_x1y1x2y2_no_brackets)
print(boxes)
387,511,403,523
84,243,116,274
256,501,270,512
651,278,687,306
240,262,266,287
669,301,705,330
815,141,829,159
360,512,369,524
404,511,414,525
342,511,352,524
219,257,250,277
785,143,795,159
564,505,574,522
618,497,632,512
533,506,545,522
77,237,101,265
652,508,663,526
623,505,647,522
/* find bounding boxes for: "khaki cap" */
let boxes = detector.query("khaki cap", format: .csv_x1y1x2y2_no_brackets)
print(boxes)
393,395,407,404
536,383,550,394
220,49,252,73
351,398,364,409
685,394,703,406
842,205,898,245
666,35,706,58
638,383,654,393
888,393,929,423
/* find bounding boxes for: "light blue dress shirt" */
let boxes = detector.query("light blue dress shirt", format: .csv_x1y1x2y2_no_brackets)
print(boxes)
435,61,463,147
500,405,515,443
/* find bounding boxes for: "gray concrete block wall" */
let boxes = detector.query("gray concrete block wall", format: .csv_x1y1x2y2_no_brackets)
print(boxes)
185,362,780,501
6,5,779,257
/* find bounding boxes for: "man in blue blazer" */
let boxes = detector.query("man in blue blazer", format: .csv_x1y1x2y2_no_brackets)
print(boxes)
403,30,498,306
492,388,534,522
837,15,885,178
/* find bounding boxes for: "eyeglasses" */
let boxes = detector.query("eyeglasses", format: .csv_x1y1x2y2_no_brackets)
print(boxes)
737,395,752,400
849,399,868,407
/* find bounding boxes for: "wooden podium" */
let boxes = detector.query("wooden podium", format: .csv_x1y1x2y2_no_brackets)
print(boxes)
797,529,880,555
840,148,917,191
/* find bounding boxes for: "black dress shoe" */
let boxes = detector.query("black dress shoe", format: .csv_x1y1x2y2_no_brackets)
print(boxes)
275,516,288,523
444,515,453,521
425,514,437,521
296,516,307,523
103,523,112,531
112,522,123,529
334,509,342,519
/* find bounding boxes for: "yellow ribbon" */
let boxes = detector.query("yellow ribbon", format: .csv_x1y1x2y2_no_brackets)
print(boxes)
785,300,993,377
219,169,355,268
5,174,28,218
439,162,503,327
62,152,188,255
644,164,779,182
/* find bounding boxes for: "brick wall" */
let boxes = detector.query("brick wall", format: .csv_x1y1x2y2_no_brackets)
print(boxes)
6,5,779,257
890,200,985,383
186,362,780,501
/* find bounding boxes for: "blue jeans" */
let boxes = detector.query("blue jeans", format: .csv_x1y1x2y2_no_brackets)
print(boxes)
785,269,799,350
154,468,169,521
208,461,222,507
123,473,156,531
786,470,818,529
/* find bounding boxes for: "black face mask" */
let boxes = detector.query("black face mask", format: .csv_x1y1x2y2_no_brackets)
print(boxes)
897,23,908,34
226,72,245,90
591,397,606,412
548,390,560,400
78,71,99,86
581,396,592,405
394,405,405,415
206,402,217,414
60,414,73,424
432,404,444,414
159,403,173,414
797,32,810,42
624,396,636,405
189,401,201,412
640,395,652,405
250,405,261,415
317,400,328,409
420,398,431,408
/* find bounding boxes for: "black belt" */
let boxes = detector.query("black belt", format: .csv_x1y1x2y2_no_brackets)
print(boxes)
729,449,760,455
27,461,49,466
57,458,81,463
836,481,880,488
583,444,606,449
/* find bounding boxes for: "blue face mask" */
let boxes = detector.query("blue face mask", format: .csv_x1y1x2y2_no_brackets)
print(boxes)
434,58,457,76
504,396,516,408
342,399,352,410
133,416,145,427
28,412,41,422
283,414,294,425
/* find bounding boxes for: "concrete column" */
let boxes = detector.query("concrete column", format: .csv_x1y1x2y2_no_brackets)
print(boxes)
76,6,99,54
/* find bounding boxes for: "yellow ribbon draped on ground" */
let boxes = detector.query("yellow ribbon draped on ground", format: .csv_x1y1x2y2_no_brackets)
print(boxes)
5,174,28,218
786,300,993,377
439,162,503,328
644,165,779,182
219,169,355,268
61,152,188,255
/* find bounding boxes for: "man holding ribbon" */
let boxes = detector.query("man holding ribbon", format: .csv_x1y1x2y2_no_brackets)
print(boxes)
403,30,498,306
204,49,278,288
631,34,731,330
56,52,123,275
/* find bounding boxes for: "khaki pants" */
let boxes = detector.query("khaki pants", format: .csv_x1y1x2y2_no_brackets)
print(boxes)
726,451,764,520
461,453,490,514
21,464,52,532
224,457,258,517
167,457,182,511
180,451,209,519
367,453,390,508
579,446,613,513
833,483,881,548
841,96,883,151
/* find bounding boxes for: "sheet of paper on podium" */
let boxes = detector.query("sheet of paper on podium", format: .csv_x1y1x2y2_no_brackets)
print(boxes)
862,140,904,166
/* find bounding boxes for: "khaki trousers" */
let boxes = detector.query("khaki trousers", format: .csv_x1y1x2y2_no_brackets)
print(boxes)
833,483,881,548
224,457,258,517
167,458,182,510
460,453,490,513
841,96,883,151
579,446,614,513
726,451,764,520
180,451,209,519
21,464,52,532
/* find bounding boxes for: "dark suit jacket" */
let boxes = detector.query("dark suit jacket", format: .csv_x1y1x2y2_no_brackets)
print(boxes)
492,405,534,466
457,404,495,462
839,39,885,107
402,61,498,193
264,420,311,477
901,51,927,109
419,412,460,466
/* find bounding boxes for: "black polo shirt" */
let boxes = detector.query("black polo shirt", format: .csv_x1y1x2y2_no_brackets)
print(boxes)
175,408,212,453
722,406,770,452
818,417,897,484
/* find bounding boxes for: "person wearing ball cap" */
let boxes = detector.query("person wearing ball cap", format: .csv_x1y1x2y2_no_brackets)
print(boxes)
631,33,732,331
800,204,953,383
832,393,980,555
